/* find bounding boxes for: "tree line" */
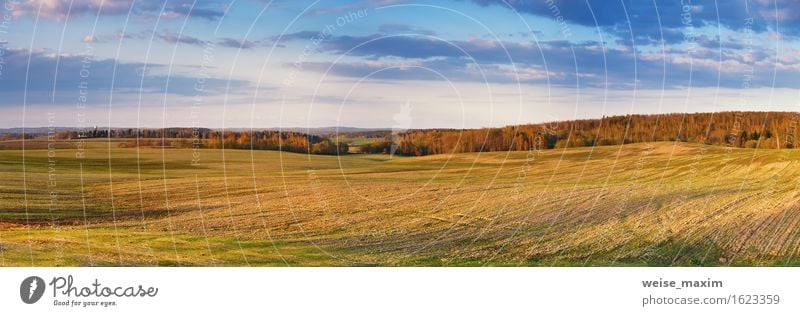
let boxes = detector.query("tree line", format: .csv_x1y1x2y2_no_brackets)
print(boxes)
378,112,800,156
12,112,800,156
55,128,349,155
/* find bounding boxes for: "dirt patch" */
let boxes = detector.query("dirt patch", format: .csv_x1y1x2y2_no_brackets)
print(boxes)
0,221,23,229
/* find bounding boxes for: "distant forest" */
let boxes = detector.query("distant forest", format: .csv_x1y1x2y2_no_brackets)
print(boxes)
55,128,349,155
360,112,800,156
6,112,800,157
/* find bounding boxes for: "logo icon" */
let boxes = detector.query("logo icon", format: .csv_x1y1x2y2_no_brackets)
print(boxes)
20,276,45,304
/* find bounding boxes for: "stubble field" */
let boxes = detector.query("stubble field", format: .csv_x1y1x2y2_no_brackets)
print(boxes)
1,139,799,266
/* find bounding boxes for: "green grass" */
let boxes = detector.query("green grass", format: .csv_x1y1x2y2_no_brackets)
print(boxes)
2,140,800,266
335,136,386,146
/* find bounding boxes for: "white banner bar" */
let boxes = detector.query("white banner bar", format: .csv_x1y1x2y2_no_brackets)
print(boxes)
0,268,796,315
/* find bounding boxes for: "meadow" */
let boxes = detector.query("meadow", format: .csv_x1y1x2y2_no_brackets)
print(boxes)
1,138,799,266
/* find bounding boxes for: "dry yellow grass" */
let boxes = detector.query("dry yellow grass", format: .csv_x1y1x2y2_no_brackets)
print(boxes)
1,140,799,266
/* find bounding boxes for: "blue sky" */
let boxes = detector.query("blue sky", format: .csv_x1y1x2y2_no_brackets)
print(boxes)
0,0,799,128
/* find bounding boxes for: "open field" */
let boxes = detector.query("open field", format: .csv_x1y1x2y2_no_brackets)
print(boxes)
1,139,800,266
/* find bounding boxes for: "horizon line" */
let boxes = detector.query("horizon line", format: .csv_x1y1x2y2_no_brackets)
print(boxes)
2,110,798,131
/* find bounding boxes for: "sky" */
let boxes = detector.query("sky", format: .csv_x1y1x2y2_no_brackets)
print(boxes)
0,0,799,128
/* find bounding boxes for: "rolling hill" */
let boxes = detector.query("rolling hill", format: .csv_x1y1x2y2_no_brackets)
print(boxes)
0,139,798,266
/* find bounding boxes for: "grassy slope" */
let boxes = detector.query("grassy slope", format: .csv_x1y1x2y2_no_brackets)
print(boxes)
1,139,800,266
